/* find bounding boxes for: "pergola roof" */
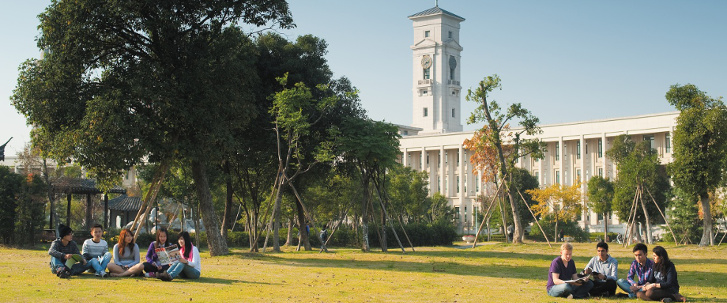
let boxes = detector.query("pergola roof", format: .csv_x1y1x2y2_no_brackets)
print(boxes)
108,195,142,211
51,177,126,195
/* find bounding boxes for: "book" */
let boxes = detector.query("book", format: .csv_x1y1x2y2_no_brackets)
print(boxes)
563,273,591,284
156,244,180,266
65,254,84,268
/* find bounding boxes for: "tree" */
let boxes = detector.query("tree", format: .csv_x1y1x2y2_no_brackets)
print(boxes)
528,181,582,242
464,75,545,243
668,188,702,244
587,176,614,241
387,165,430,224
667,84,727,246
608,135,670,244
12,0,294,256
0,167,21,244
336,117,401,251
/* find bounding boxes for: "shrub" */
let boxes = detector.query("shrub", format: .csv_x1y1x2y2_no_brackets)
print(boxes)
530,215,589,242
367,222,457,247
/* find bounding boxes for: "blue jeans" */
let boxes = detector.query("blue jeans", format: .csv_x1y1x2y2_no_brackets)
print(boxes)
167,262,200,279
548,280,594,299
617,279,644,298
85,252,111,274
49,257,86,275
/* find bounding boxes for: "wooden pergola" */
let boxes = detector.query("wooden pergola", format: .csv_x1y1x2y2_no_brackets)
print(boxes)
50,177,126,229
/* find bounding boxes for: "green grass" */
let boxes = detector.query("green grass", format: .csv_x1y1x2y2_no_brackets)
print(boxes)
3,241,727,302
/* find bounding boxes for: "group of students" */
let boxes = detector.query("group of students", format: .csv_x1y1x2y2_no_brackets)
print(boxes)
547,241,686,302
48,223,201,281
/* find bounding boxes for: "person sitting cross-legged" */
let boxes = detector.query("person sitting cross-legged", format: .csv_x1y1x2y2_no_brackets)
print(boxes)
583,241,618,297
48,224,87,278
156,232,201,281
617,243,652,298
637,246,686,302
546,243,594,299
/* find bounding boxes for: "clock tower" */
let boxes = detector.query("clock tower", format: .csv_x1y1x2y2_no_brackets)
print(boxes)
409,5,464,134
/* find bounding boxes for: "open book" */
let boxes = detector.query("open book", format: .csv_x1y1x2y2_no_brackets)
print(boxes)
156,244,181,266
563,273,591,284
65,254,84,268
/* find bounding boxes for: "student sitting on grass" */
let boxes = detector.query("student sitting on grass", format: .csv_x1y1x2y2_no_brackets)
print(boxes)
109,228,141,277
157,231,200,281
81,223,111,278
617,243,653,298
48,224,87,278
582,241,618,297
637,246,686,302
546,242,594,299
113,227,174,278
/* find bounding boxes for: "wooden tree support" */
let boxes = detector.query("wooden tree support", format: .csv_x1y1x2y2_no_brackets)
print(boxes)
644,187,678,246
512,184,552,248
473,181,504,248
130,161,169,240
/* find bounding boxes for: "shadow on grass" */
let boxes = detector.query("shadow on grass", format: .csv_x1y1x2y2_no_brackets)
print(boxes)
242,249,727,292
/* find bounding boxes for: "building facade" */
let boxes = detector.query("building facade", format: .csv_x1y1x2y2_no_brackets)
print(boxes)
399,5,677,234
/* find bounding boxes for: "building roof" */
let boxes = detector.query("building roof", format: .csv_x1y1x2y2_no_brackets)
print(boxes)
108,195,142,211
408,6,465,21
51,177,127,195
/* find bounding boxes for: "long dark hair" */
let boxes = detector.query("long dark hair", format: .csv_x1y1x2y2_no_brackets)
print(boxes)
154,228,171,249
179,231,193,259
653,246,673,276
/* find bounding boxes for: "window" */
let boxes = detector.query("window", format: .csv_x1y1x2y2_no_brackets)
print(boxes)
555,142,560,161
423,67,430,80
643,135,655,150
598,167,603,177
598,139,603,158
475,178,479,192
576,169,581,182
454,206,460,220
457,152,460,166
452,108,455,118
423,107,428,117
448,31,452,39
438,176,441,192
576,141,581,159
426,154,429,164
665,133,671,153
464,175,467,193
535,171,540,181
464,206,467,223
403,130,408,135
424,30,430,38
456,176,460,193
555,171,560,184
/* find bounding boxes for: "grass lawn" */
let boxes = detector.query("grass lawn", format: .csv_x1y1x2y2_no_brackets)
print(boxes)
2,241,726,302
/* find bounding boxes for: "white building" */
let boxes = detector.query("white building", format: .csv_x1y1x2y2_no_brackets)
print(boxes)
399,5,677,234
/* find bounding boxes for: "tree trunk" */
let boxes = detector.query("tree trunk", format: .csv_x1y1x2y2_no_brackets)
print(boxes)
506,190,524,243
604,212,609,242
639,194,653,244
360,175,370,252
498,195,508,243
271,179,285,252
699,192,714,246
554,220,559,243
295,198,311,251
190,160,228,256
221,161,233,241
380,205,387,252
284,217,294,246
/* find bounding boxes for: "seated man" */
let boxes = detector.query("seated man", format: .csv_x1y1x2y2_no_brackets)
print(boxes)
547,243,594,299
617,243,653,298
583,241,618,297
48,224,87,278
81,223,112,277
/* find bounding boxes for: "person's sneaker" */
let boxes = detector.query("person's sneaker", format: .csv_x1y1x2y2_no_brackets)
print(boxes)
57,268,71,279
566,294,574,299
144,272,156,278
662,299,673,303
100,271,109,278
157,271,172,281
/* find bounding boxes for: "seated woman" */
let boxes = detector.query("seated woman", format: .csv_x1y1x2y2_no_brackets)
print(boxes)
110,228,174,277
637,246,686,302
109,228,141,277
157,232,201,281
546,242,594,299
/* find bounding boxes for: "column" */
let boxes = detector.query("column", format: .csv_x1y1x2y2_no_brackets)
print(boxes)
601,133,608,178
579,135,587,225
402,147,408,167
439,145,445,196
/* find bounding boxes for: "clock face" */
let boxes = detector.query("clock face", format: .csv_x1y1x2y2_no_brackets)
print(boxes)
421,55,432,69
449,56,457,69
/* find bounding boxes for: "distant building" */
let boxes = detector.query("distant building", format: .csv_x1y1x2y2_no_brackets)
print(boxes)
398,5,676,234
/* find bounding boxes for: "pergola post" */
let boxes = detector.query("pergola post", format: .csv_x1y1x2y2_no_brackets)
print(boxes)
66,194,71,227
86,193,92,229
104,193,109,229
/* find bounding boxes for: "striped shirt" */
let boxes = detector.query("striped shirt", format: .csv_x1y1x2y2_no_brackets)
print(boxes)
627,258,654,286
82,239,109,259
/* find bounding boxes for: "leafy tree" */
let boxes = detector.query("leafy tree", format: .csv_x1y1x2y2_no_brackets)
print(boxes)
387,164,430,224
668,188,702,244
0,167,21,244
12,0,294,256
464,75,545,243
15,174,48,246
336,117,401,251
527,180,583,242
429,192,456,224
667,84,727,246
587,176,614,241
608,134,670,244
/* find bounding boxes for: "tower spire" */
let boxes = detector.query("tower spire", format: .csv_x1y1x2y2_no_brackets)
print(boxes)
435,0,439,7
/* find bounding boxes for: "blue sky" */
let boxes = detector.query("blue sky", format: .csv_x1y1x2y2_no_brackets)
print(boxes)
2,1,726,156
